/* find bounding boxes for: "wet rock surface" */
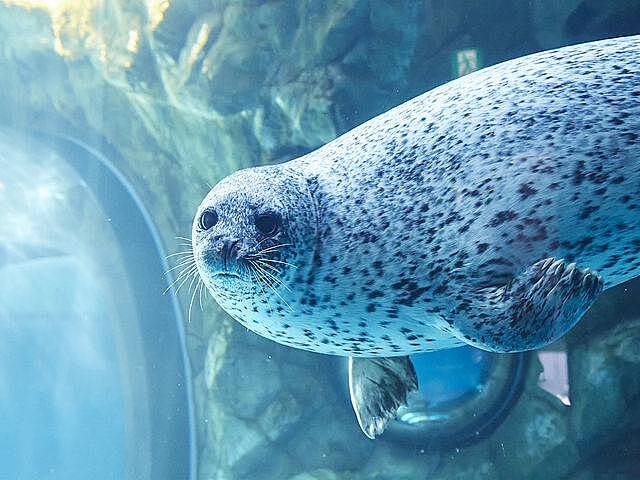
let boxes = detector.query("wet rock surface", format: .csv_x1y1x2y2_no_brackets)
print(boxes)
1,1,639,479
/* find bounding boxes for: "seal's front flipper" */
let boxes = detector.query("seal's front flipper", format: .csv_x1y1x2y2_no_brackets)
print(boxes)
461,258,604,352
348,356,418,439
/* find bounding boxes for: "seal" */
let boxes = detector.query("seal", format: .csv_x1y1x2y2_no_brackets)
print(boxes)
191,35,640,438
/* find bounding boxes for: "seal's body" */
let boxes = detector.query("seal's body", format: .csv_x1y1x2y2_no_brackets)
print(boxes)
288,34,640,356
192,35,640,438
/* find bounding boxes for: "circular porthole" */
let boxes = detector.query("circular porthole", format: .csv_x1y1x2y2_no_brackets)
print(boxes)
384,347,528,446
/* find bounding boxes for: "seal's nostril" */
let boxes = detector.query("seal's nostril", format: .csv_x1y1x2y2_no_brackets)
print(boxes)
221,240,240,270
222,240,239,257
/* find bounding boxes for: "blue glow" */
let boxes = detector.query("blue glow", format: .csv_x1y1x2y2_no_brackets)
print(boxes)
411,347,493,408
0,256,126,479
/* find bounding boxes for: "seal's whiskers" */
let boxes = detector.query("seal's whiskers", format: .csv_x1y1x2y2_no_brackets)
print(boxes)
187,277,200,324
198,280,205,312
252,236,273,251
247,263,277,314
253,259,281,274
187,267,200,294
249,259,292,293
163,257,195,275
248,259,294,311
165,241,206,322
162,262,196,294
254,257,298,269
249,260,277,313
165,250,193,260
250,243,292,256
165,264,199,295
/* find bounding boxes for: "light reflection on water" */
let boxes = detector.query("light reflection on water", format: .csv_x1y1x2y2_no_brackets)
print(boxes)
0,256,125,479
0,134,128,479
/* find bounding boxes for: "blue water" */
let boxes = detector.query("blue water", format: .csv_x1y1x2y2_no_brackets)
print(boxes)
412,348,493,408
0,134,194,480
0,256,125,479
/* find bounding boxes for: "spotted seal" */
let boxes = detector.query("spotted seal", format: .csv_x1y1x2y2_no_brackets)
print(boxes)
191,36,640,438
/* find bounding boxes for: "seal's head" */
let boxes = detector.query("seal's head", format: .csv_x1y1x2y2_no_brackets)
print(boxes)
192,165,315,317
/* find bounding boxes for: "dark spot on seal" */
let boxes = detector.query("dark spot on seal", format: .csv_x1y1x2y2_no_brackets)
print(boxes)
477,243,489,254
518,182,538,199
489,210,518,227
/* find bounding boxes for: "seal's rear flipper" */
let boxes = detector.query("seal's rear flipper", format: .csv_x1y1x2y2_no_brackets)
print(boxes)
461,257,604,352
348,356,418,439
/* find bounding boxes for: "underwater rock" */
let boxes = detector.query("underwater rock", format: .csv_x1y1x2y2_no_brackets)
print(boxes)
284,406,373,473
217,413,266,468
497,397,577,480
569,317,640,453
214,347,282,420
264,67,338,153
615,332,640,363
438,461,497,480
531,0,640,48
257,391,302,442
288,470,342,480
199,326,348,479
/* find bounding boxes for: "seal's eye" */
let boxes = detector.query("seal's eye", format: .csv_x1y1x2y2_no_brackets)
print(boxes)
199,210,218,230
255,213,279,236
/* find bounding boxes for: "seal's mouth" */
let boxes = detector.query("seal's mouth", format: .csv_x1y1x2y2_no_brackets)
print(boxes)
206,268,249,289
212,271,241,279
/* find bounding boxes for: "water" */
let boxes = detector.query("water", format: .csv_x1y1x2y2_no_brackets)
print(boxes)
0,133,194,479
0,1,639,479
